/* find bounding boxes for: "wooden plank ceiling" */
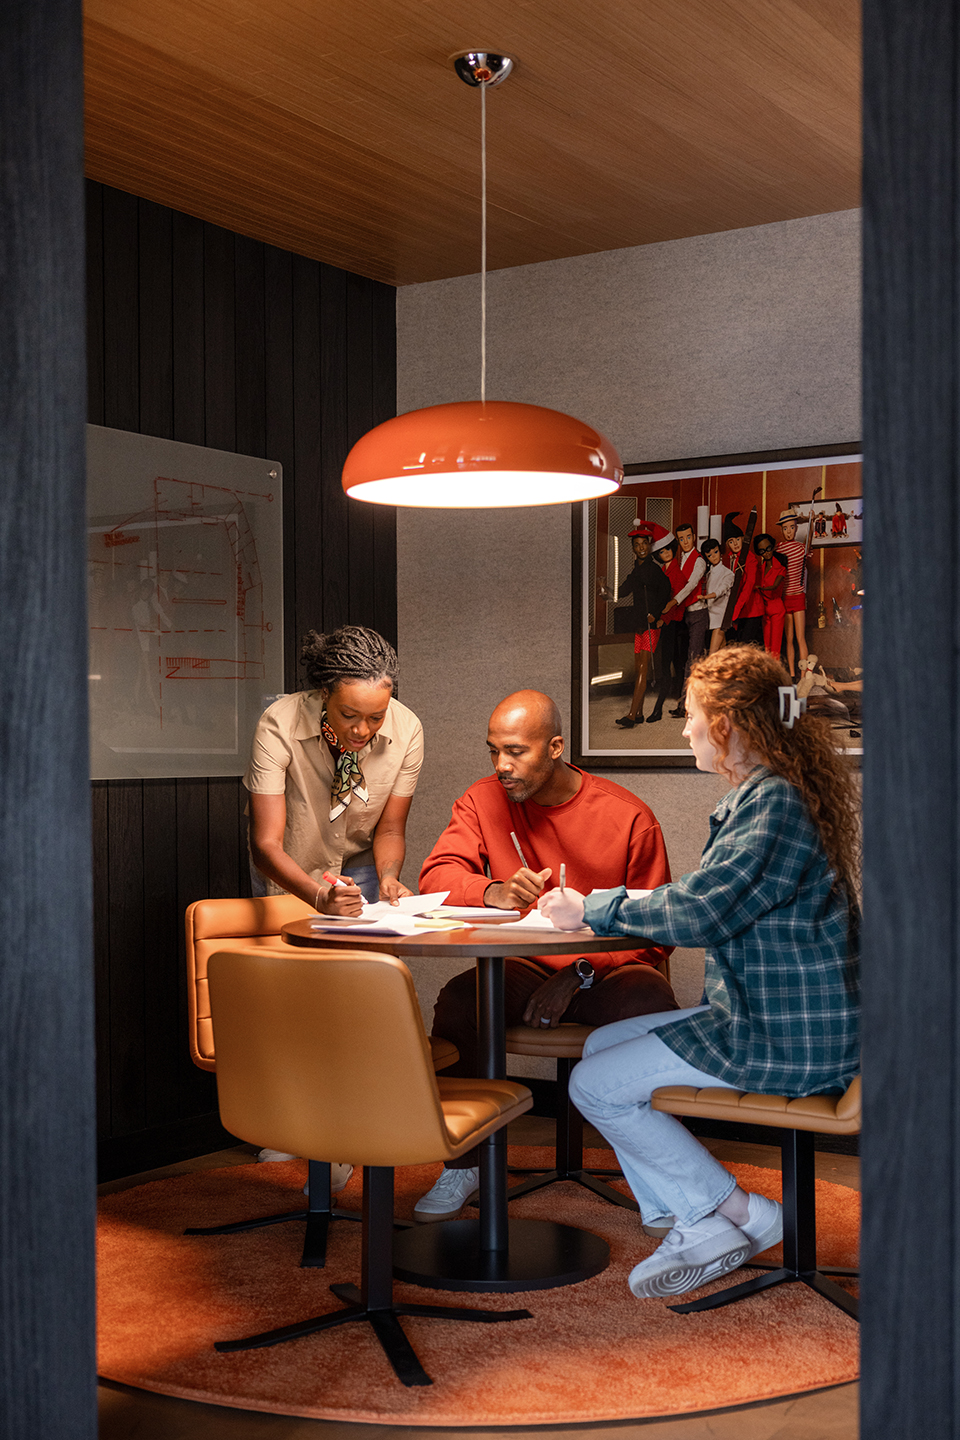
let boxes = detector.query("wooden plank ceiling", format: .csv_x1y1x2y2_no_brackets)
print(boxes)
84,0,861,287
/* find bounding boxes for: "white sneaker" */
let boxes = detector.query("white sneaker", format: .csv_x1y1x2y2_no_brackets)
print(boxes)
413,1166,480,1222
257,1148,297,1162
628,1212,750,1298
739,1192,783,1258
302,1163,354,1197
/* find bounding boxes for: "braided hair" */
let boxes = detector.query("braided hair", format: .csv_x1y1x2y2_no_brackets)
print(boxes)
300,626,399,695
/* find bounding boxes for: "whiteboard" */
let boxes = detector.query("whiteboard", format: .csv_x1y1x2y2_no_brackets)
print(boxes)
87,426,284,780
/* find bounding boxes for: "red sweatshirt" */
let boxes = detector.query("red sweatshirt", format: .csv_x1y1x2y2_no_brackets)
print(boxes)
419,768,671,973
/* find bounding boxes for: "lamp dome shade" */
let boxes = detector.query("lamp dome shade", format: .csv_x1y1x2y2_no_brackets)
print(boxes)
341,400,623,508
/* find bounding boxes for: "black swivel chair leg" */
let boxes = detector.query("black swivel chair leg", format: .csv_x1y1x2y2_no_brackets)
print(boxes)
670,1130,859,1320
185,1159,363,1268
507,1059,639,1212
215,1166,533,1386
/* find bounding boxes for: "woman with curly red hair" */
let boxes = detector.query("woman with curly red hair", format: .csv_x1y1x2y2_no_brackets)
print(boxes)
540,645,860,1299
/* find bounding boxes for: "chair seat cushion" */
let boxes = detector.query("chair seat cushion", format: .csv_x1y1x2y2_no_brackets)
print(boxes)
430,1036,459,1071
504,1023,595,1058
651,1079,861,1136
437,1077,533,1152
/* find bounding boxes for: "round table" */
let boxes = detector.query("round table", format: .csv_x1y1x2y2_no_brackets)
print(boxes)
281,917,646,1292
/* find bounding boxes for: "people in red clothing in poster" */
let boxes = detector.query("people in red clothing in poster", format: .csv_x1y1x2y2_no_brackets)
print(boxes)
753,532,788,658
775,508,809,679
659,521,706,719
831,502,858,538
722,512,763,648
646,531,685,724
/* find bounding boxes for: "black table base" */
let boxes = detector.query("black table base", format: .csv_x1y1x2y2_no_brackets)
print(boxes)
392,1217,609,1293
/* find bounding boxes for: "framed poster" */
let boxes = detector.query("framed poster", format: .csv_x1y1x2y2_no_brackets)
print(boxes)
572,444,863,769
87,425,284,780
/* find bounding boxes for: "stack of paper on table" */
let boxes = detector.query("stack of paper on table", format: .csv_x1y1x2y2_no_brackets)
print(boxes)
308,891,452,936
426,904,520,920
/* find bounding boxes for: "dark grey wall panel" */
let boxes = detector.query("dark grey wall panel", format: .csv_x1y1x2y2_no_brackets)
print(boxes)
0,1,96,1435
87,181,398,1179
861,0,959,1434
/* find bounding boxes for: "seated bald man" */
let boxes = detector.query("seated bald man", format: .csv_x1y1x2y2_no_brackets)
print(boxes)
414,689,678,1221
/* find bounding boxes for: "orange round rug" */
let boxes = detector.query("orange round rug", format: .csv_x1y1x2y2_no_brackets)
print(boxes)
97,1149,859,1425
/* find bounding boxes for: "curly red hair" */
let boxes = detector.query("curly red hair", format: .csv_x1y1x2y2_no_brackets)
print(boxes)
687,646,860,903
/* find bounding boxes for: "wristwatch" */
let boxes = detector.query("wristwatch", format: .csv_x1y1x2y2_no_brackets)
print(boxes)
573,958,595,990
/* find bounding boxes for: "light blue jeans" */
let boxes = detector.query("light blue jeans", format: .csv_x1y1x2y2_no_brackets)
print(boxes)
568,1007,739,1228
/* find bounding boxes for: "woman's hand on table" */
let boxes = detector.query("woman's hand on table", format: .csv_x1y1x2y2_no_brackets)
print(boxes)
539,887,586,931
380,874,413,906
321,876,364,916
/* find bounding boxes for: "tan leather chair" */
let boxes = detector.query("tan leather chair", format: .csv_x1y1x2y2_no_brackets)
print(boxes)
186,895,459,1073
651,1076,860,1320
503,957,671,1212
207,946,535,1387
184,897,458,1265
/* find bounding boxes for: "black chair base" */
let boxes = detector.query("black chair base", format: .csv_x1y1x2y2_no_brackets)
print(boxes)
507,1167,638,1210
506,1059,638,1213
185,1160,365,1268
214,1167,533,1386
670,1263,858,1319
668,1130,859,1321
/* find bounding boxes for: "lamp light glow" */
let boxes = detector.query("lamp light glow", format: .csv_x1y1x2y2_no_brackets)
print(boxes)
342,399,622,508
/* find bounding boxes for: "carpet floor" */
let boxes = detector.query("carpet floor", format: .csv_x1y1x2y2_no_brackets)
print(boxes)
97,1148,859,1426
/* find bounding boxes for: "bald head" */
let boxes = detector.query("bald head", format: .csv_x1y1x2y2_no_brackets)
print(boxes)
488,690,563,744
486,691,570,805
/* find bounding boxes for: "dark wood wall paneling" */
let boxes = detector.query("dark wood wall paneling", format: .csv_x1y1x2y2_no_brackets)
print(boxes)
861,1,960,1434
87,182,397,1180
1,3,96,1436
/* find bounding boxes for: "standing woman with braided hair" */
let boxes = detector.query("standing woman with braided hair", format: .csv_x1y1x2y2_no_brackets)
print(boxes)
245,625,423,915
540,645,860,1300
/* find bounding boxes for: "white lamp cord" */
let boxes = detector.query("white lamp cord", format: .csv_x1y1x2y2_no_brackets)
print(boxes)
480,79,487,406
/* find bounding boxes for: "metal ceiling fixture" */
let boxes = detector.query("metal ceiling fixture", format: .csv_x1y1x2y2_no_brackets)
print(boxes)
341,52,623,509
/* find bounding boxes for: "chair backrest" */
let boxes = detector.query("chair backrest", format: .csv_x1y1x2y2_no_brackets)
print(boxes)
185,896,316,1070
207,946,456,1167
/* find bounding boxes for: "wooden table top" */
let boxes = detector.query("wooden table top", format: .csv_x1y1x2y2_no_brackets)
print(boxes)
280,917,648,959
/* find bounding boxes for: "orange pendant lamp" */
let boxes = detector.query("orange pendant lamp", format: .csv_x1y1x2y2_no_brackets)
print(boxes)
342,53,623,510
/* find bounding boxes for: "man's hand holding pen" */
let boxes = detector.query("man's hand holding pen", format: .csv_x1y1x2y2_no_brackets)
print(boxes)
484,866,551,911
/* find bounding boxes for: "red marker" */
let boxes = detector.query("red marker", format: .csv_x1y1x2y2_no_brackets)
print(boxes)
323,871,350,888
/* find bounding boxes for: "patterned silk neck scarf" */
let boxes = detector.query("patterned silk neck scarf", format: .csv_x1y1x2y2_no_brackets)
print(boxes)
321,709,370,820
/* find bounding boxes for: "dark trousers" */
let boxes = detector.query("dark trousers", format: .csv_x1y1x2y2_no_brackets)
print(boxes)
730,615,764,647
652,621,682,712
673,616,690,695
432,958,679,1168
683,608,709,688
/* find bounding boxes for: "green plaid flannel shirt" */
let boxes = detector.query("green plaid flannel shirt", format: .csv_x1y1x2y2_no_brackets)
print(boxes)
582,768,860,1095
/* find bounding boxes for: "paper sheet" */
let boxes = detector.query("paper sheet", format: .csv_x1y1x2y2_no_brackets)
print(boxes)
505,909,592,932
307,890,452,936
428,905,521,920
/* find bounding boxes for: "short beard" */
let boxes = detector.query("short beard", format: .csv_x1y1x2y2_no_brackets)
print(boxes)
499,773,546,804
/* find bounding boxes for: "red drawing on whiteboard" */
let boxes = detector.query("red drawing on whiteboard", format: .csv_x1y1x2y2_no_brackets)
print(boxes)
88,472,277,739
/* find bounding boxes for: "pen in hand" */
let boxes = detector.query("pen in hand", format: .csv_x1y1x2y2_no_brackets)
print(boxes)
510,831,531,870
559,863,566,892
323,871,349,889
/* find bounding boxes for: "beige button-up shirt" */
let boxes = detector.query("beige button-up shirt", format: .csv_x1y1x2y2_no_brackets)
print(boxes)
243,691,423,892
